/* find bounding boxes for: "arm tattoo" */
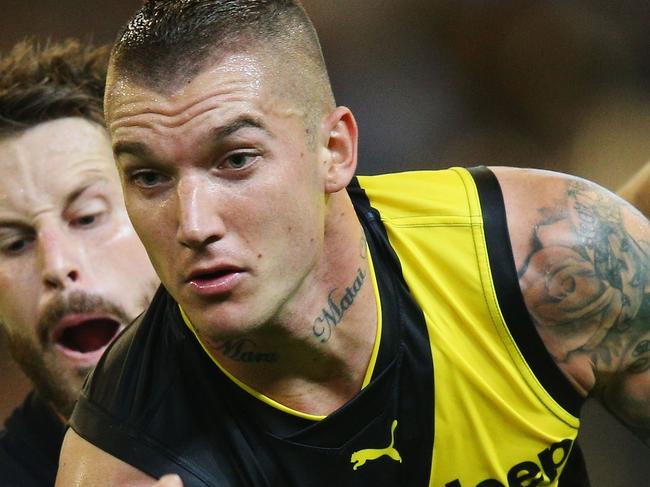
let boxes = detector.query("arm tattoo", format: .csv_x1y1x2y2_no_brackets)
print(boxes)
518,181,650,369
518,181,650,445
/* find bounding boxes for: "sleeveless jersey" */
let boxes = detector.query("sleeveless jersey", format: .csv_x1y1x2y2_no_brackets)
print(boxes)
70,167,585,487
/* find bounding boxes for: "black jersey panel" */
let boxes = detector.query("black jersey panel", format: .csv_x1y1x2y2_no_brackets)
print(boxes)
71,396,215,487
71,288,251,486
467,166,584,417
558,442,592,487
348,177,435,487
71,179,436,487
0,392,64,487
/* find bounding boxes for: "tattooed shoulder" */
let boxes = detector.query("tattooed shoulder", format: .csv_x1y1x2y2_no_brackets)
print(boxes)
517,179,650,373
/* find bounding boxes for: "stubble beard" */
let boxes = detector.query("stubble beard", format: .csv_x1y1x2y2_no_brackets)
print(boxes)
5,290,135,419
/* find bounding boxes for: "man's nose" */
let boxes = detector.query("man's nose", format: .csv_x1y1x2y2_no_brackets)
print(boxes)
176,174,225,249
38,225,83,291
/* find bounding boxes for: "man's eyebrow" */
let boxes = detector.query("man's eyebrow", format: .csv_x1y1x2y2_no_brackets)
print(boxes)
63,176,110,209
113,141,155,160
212,117,271,143
0,220,27,233
113,117,270,159
0,215,37,239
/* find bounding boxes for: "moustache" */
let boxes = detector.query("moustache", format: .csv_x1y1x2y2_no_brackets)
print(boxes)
37,290,131,345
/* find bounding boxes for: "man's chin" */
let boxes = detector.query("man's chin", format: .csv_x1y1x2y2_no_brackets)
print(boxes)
9,344,90,419
53,342,112,369
35,361,90,418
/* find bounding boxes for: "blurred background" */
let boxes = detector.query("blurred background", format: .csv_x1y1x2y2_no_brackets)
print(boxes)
1,0,649,485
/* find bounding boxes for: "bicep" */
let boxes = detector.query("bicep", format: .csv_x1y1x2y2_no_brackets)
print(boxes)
56,428,156,487
494,167,650,434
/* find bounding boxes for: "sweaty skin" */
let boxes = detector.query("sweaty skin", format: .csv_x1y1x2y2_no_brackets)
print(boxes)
106,50,375,416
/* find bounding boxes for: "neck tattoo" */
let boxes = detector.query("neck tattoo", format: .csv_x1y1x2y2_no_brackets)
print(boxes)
217,338,278,363
313,267,366,342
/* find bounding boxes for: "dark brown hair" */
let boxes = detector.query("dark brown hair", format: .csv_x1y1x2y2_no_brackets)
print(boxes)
0,38,109,136
111,0,334,110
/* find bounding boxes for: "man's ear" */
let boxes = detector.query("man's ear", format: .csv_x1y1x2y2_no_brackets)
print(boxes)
319,106,358,194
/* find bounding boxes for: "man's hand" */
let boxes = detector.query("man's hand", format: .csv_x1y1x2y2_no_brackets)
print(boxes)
154,475,184,487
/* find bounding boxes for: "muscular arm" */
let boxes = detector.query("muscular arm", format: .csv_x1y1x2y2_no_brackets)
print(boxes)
56,428,161,487
494,167,650,446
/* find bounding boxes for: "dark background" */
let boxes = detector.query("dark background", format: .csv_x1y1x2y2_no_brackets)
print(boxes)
1,1,649,485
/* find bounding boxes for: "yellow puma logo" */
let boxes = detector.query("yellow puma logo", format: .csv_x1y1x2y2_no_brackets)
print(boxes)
350,419,402,471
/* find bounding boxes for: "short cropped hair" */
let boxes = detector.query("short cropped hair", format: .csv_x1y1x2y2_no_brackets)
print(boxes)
111,0,335,125
0,39,109,136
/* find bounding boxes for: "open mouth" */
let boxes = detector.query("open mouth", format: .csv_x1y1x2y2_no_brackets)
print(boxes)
53,318,120,354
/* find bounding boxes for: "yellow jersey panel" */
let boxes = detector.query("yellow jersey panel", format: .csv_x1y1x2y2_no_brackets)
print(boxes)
357,168,581,486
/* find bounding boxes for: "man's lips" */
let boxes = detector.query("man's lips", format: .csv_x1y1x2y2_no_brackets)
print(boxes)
50,313,122,359
185,265,245,296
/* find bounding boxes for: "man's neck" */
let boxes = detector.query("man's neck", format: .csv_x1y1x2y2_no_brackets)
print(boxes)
202,191,378,416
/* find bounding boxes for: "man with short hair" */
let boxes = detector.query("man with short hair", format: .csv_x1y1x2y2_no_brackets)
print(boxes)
57,2,650,486
0,39,159,486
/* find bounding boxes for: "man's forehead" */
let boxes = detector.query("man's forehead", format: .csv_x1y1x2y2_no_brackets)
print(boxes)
105,50,305,146
0,120,117,199
1,118,108,158
106,51,268,109
0,167,113,222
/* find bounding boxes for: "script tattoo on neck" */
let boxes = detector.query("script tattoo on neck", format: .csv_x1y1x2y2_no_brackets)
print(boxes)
217,338,278,363
313,267,366,342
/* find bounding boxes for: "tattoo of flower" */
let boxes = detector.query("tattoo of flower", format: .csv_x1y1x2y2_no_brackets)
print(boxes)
519,182,649,362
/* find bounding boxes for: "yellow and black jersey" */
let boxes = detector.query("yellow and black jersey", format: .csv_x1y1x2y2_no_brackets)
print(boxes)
354,167,586,486
70,167,587,487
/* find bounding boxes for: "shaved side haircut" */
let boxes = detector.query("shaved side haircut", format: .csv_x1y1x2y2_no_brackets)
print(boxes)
0,39,109,137
110,0,336,138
